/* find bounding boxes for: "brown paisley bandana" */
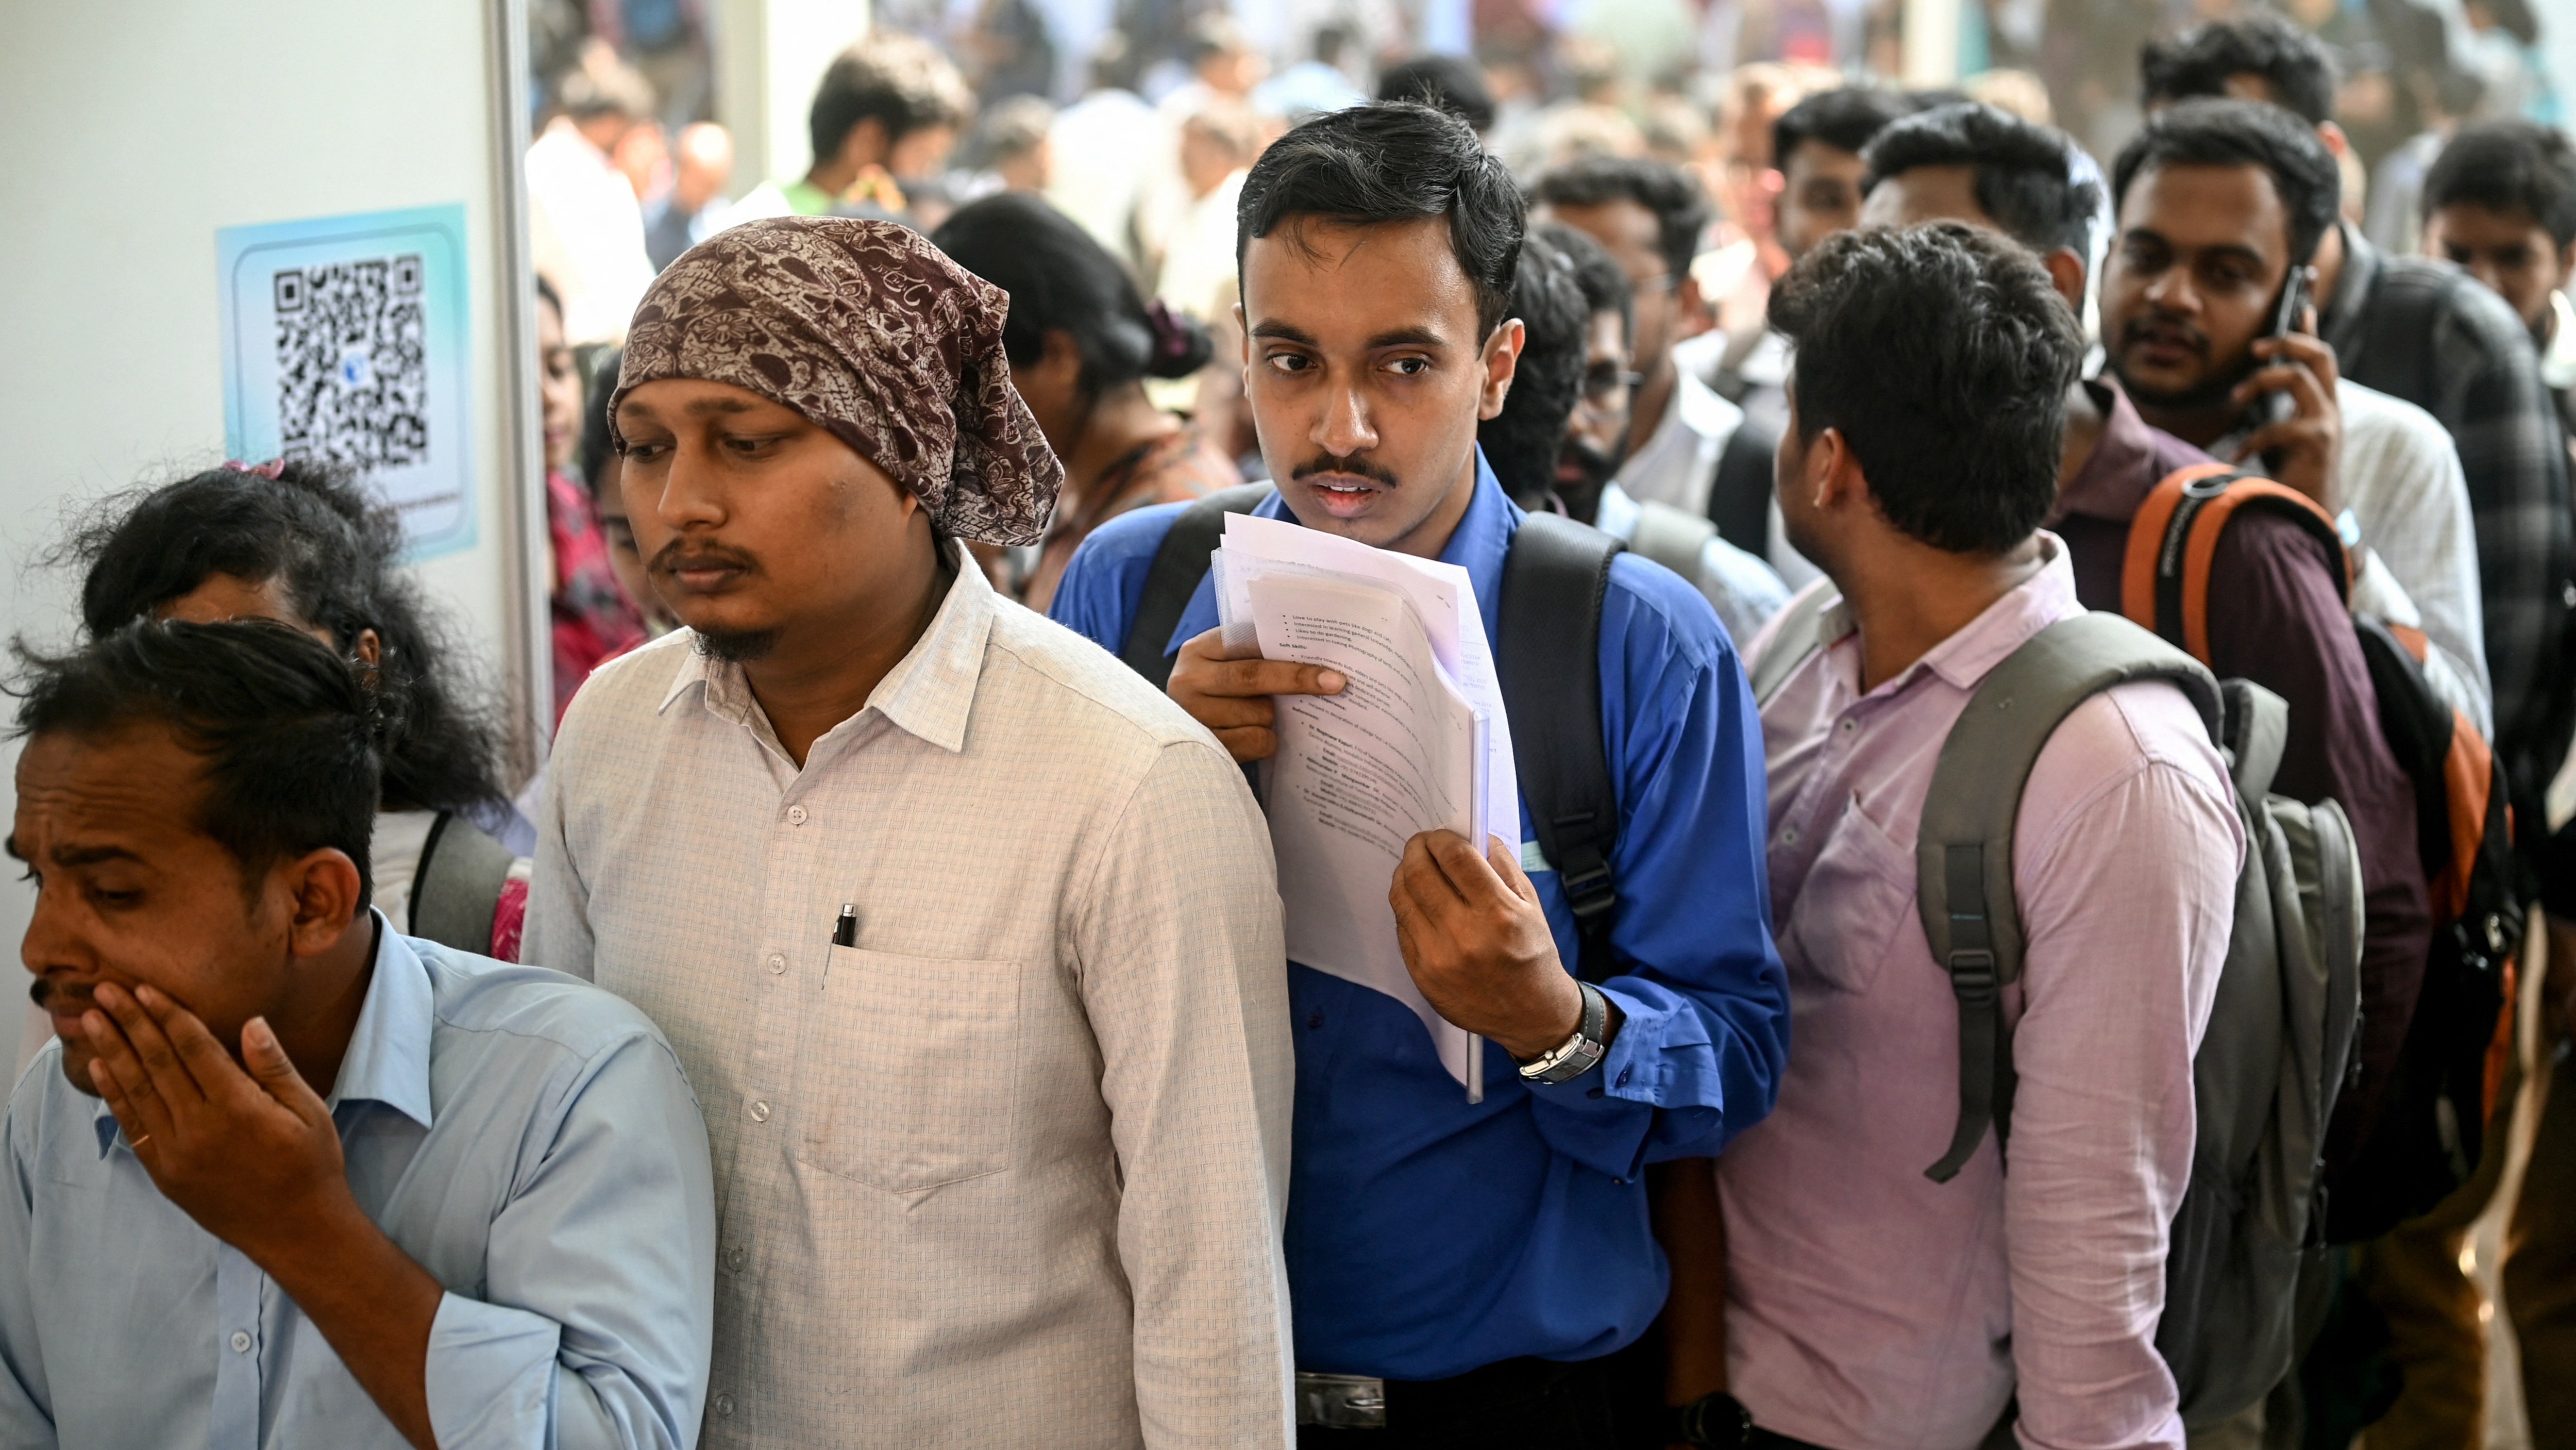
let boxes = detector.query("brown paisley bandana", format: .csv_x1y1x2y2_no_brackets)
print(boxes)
611,216,1063,546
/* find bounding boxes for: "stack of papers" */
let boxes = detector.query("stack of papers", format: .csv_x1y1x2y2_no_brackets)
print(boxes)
1211,512,1521,1100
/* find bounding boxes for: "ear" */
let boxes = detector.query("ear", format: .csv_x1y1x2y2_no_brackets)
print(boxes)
1808,425,1864,513
2316,121,2351,161
1478,319,1525,421
1674,272,1712,341
280,847,367,960
1036,328,1085,382
352,628,382,668
2042,248,2087,314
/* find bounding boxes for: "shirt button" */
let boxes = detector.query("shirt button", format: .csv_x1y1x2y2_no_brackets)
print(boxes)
230,1330,252,1353
766,953,786,974
726,1246,748,1272
1780,826,1799,846
749,1099,771,1123
714,1393,736,1418
1616,1066,1632,1087
1839,719,1858,735
786,805,809,826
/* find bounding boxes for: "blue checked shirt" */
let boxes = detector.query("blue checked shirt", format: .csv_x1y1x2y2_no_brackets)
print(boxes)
1050,454,1790,1380
0,918,716,1449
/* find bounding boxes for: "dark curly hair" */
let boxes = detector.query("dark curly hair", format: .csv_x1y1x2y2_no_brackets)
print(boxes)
2425,121,2576,248
1862,102,2101,260
1530,155,1713,286
2140,15,2338,126
1478,228,1590,507
2111,97,2343,269
1770,222,2083,554
13,619,383,904
1237,101,1525,337
57,460,507,816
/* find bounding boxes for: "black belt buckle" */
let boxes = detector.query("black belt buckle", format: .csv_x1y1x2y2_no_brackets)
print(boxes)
1297,1372,1389,1429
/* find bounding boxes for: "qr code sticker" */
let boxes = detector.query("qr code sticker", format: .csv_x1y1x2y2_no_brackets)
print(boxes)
273,253,429,470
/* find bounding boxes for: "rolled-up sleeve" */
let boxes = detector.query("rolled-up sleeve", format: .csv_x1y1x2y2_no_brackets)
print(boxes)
2006,701,2243,1450
1072,737,1296,1450
1524,557,1791,1176
424,1035,717,1450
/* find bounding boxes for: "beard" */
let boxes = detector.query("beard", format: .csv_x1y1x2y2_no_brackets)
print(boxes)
2106,313,2261,413
692,626,782,663
1553,436,1621,525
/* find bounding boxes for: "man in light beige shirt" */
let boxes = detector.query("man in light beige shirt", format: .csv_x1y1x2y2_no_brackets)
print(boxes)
525,218,1295,1449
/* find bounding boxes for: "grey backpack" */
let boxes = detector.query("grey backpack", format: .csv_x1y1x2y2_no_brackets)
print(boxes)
1752,597,2365,1428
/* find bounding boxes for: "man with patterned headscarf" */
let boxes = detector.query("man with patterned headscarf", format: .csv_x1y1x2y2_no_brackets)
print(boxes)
525,218,1295,1450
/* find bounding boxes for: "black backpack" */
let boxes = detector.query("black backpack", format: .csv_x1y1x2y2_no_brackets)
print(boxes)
1116,484,1631,978
408,810,515,956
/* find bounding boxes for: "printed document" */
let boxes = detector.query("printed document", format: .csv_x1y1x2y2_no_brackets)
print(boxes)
1215,515,1521,1096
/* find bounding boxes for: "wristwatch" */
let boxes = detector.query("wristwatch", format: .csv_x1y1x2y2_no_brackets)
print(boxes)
1518,981,1609,1086
1669,1391,1756,1448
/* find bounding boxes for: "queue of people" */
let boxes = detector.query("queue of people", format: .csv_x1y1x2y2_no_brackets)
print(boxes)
9,13,2576,1450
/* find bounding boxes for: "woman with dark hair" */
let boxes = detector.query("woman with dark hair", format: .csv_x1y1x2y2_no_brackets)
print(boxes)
932,191,1240,610
63,457,530,959
577,345,675,634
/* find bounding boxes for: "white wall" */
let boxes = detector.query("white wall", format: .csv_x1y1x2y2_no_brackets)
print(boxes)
0,2,540,1057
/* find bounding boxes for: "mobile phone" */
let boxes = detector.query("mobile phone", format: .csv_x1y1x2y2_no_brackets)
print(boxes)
2249,264,2315,431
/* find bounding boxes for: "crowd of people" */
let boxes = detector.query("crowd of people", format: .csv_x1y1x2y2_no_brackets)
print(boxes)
9,6,2576,1450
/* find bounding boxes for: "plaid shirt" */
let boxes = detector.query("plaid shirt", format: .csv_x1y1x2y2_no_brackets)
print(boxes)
2321,223,2576,811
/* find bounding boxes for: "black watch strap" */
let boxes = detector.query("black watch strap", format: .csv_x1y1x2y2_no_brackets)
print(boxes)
1669,1390,1755,1448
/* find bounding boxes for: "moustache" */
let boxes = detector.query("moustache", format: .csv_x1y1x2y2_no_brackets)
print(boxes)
1290,453,1402,488
29,978,93,1013
648,539,761,577
2116,311,2211,359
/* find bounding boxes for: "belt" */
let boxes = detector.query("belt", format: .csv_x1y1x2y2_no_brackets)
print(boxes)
1294,1356,1599,1430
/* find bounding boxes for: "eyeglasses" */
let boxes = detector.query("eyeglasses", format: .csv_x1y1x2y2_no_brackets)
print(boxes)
1581,366,1644,406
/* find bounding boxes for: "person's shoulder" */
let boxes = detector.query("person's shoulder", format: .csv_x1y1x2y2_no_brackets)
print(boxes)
555,630,697,739
414,935,680,1068
982,599,1239,759
2338,377,2461,465
2377,252,2538,353
1601,548,1733,674
1073,496,1193,571
2020,674,2235,845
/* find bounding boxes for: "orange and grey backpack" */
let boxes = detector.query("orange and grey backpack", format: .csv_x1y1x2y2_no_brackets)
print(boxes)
2123,461,2526,1243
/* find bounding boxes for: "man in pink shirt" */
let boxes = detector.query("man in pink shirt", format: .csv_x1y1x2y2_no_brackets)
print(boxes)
1716,223,2247,1449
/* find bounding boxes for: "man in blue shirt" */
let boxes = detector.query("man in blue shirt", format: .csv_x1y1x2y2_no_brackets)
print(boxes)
1050,101,1788,1445
1,620,714,1449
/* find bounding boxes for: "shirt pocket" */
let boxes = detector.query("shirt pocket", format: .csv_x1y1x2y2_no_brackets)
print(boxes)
1781,800,1918,998
794,946,1024,1193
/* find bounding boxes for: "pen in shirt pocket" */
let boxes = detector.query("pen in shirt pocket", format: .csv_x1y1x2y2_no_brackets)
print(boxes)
827,903,857,974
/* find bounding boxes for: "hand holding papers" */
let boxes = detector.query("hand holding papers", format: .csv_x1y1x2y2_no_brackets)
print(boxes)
1210,513,1523,1100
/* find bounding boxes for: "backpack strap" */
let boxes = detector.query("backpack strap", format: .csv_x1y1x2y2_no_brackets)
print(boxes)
1499,512,1626,982
1119,482,1274,690
2122,464,2351,664
1706,414,1778,552
1748,582,1840,707
1630,499,1716,582
409,810,515,957
1917,613,2223,1182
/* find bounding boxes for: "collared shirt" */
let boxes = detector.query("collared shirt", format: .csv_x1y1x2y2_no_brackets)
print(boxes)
0,919,715,1450
1614,351,1745,521
527,548,1296,1450
2332,380,2493,736
2320,220,2576,808
1049,454,1790,1381
1593,480,1791,646
1723,543,2243,1450
2050,378,2432,1171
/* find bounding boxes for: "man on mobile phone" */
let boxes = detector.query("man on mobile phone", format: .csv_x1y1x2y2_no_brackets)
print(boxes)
1860,98,2430,1172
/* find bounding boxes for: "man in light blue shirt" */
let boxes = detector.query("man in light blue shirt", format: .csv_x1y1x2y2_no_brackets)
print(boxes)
1,619,715,1449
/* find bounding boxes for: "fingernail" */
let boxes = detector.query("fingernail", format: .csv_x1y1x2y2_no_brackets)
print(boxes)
1319,670,1345,691
244,1017,277,1051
